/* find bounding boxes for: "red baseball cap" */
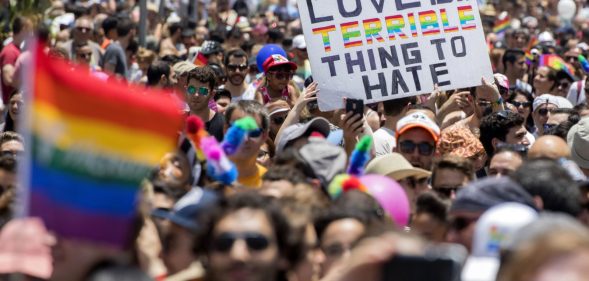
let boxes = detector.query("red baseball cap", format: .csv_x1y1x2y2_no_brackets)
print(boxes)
263,54,297,73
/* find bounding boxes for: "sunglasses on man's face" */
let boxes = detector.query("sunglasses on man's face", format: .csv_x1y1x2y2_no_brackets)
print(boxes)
227,64,248,72
399,140,435,156
187,86,209,96
77,52,92,59
248,128,264,138
537,107,555,117
213,232,271,253
449,217,477,231
268,71,294,81
433,186,462,199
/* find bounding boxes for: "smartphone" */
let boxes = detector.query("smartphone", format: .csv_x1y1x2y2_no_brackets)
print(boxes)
382,243,467,281
346,98,364,117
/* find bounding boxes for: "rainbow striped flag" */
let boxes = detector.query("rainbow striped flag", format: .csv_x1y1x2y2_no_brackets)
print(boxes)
539,54,576,77
24,45,183,248
493,16,510,34
193,52,208,67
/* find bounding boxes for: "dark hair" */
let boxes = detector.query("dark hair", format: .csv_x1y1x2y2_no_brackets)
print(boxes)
186,66,217,90
510,159,581,216
537,66,559,92
479,110,525,157
546,120,576,140
213,88,232,102
116,18,134,37
502,49,526,70
225,100,269,131
226,27,243,40
12,16,30,35
382,97,413,116
224,48,248,66
268,29,284,42
168,22,182,36
431,155,475,187
415,191,450,223
508,90,535,130
262,165,308,185
314,190,381,239
200,192,299,270
207,63,226,84
2,92,22,132
126,39,139,54
146,61,171,86
101,16,118,35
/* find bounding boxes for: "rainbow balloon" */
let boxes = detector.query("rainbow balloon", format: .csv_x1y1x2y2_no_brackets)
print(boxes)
579,55,589,74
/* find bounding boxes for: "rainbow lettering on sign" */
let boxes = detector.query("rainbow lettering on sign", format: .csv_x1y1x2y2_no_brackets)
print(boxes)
440,9,459,33
458,5,476,30
419,10,440,36
342,21,363,48
312,25,336,52
363,18,384,45
408,13,418,37
385,15,407,40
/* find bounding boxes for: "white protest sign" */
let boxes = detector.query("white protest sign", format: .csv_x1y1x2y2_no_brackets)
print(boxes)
297,0,494,111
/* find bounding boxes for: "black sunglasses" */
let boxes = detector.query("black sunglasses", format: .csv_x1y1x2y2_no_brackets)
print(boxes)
399,140,435,156
272,116,285,125
511,101,531,108
537,107,555,117
213,232,271,253
433,186,462,198
227,64,248,72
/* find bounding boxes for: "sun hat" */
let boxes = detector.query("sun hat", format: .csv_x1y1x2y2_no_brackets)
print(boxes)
365,153,431,181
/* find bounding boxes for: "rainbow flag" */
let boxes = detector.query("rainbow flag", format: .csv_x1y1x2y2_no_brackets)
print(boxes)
539,54,575,77
193,52,208,67
24,45,183,248
493,16,510,34
524,36,539,63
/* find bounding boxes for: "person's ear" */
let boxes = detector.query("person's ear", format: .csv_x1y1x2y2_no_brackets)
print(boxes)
161,74,168,85
491,138,499,150
533,195,544,210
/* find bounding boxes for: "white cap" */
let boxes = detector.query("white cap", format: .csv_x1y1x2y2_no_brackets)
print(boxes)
461,203,538,281
538,31,555,44
533,94,574,112
292,35,306,49
396,112,440,142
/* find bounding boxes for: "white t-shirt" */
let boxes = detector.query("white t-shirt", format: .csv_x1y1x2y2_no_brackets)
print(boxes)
373,127,396,157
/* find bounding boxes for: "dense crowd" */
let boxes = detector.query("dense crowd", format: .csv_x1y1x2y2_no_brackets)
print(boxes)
1,0,589,281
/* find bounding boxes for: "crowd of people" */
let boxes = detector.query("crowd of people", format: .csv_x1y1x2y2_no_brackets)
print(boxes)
2,0,589,280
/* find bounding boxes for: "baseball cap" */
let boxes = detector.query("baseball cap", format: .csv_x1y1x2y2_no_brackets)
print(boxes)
450,177,537,214
567,117,589,169
365,153,431,181
292,35,307,49
396,112,441,143
532,94,573,111
299,136,347,188
152,188,218,232
266,100,291,117
262,54,297,73
172,61,197,76
461,203,538,281
276,117,330,152
200,40,223,55
493,73,510,91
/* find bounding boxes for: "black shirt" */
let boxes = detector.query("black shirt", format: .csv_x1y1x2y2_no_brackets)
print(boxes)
206,112,225,142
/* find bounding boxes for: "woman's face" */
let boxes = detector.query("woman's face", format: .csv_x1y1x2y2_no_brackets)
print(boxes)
513,93,531,119
533,66,554,95
9,94,23,121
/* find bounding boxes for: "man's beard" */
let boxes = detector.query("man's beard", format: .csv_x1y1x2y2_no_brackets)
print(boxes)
228,74,245,86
